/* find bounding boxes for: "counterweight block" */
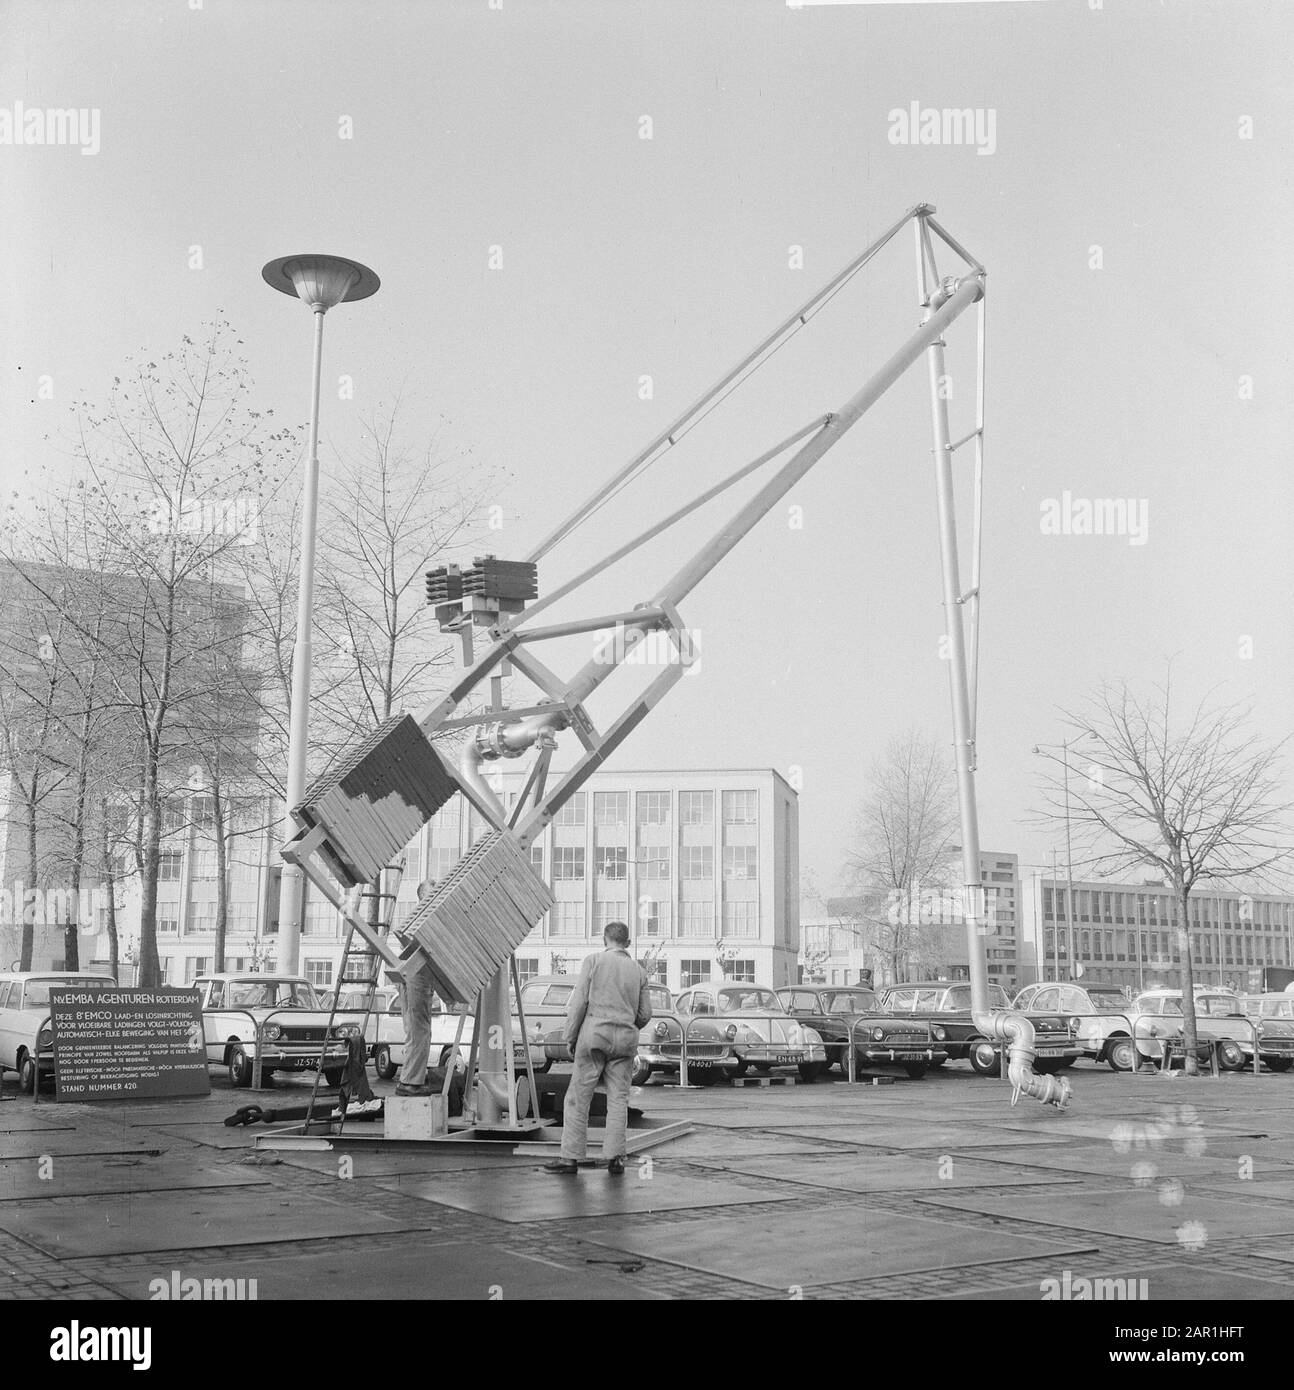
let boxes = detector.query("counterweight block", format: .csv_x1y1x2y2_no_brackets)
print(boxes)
396,829,555,1004
292,714,457,887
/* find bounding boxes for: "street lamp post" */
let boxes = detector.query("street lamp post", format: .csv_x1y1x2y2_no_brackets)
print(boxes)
262,254,380,974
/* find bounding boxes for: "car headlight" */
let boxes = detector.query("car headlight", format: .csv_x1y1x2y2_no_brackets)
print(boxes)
932,1025,947,1041
725,1024,738,1040
38,1026,52,1049
1069,1017,1081,1032
872,1027,885,1041
655,1021,669,1039
262,1023,282,1041
331,1023,361,1039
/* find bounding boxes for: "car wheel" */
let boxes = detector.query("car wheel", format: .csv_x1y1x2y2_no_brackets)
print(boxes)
631,1056,652,1087
373,1043,397,1081
1266,1058,1292,1072
18,1052,36,1095
903,1062,928,1080
323,1068,345,1088
1106,1036,1136,1073
968,1040,1001,1077
1215,1040,1246,1072
228,1045,254,1088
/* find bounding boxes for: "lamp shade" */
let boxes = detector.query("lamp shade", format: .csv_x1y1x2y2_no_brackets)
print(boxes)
262,254,380,311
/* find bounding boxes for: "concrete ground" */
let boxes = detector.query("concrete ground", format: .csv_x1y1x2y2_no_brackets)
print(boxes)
2,1059,1293,1301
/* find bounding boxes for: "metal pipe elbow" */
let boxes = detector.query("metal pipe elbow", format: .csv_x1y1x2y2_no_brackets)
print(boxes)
973,1009,1071,1111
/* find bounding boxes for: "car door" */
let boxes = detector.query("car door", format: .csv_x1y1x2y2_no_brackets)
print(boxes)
0,981,20,1068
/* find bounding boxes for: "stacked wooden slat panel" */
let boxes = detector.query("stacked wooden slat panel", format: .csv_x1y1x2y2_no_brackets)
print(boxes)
291,714,457,887
396,830,555,1003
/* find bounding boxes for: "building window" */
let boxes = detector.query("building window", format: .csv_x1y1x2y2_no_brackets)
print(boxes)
721,901,759,938
304,958,333,988
679,901,714,935
530,845,544,878
721,790,758,825
429,848,459,882
639,898,670,937
191,849,218,881
553,902,586,936
724,959,756,983
191,795,215,830
638,846,670,879
161,799,186,835
642,958,667,985
515,957,540,985
680,845,713,880
159,957,173,983
158,915,179,936
680,959,711,989
184,957,210,984
596,846,627,880
594,901,627,934
552,847,586,880
302,902,335,936
158,850,183,882
593,791,628,827
679,791,713,826
554,792,586,827
636,791,670,824
723,845,758,879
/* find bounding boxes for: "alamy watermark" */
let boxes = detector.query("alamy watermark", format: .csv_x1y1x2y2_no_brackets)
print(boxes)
592,621,702,675
0,102,100,156
146,492,260,544
888,102,996,156
0,881,111,931
1039,1269,1148,1301
1040,491,1149,546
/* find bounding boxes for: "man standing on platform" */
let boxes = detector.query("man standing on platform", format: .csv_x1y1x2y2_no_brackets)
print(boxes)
544,921,652,1176
394,878,439,1097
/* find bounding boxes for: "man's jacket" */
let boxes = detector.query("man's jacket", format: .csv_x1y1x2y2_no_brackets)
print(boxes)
563,948,653,1052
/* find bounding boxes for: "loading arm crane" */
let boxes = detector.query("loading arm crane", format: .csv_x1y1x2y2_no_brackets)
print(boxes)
280,203,1071,1132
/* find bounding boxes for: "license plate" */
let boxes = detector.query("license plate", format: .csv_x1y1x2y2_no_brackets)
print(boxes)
686,1059,714,1069
776,1054,798,1063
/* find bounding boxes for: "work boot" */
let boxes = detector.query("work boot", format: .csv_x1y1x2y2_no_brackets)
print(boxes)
606,1156,625,1176
543,1159,579,1176
394,1082,434,1097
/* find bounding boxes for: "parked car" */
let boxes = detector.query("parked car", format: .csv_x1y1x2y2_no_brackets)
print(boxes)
879,979,1081,1076
1238,994,1294,1072
775,985,946,1079
367,981,549,1081
1130,988,1245,1070
1012,981,1137,1072
672,983,828,1083
517,973,669,1071
197,973,368,1087
0,970,115,1093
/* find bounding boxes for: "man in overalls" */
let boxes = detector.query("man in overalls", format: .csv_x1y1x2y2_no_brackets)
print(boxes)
544,922,652,1176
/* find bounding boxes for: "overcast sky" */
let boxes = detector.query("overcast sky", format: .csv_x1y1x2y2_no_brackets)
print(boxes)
4,0,1291,906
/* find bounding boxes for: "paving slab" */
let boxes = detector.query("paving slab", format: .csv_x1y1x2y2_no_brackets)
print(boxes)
377,1165,796,1223
0,1186,439,1257
0,1134,167,1160
691,1152,1081,1193
577,1206,1096,1289
81,1237,670,1300
997,1117,1274,1143
917,1186,1294,1243
944,1263,1294,1300
1193,1176,1294,1203
767,1122,1072,1150
639,1129,849,1160
148,1124,275,1151
0,1154,271,1201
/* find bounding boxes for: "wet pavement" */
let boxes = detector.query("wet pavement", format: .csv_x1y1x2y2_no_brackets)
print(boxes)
2,1061,1293,1301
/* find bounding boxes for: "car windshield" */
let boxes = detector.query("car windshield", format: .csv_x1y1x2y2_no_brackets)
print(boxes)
1197,995,1241,1017
716,988,780,1012
1084,991,1130,1015
825,990,878,1012
21,978,107,1009
647,986,672,1010
227,980,319,1009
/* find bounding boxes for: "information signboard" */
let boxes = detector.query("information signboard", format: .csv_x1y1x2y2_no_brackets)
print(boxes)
49,986,211,1100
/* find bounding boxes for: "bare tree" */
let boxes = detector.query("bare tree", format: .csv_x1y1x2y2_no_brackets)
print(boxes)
1036,671,1292,1074
844,731,960,984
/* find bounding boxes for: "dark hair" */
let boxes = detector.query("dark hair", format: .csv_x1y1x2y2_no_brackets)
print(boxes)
603,921,630,947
